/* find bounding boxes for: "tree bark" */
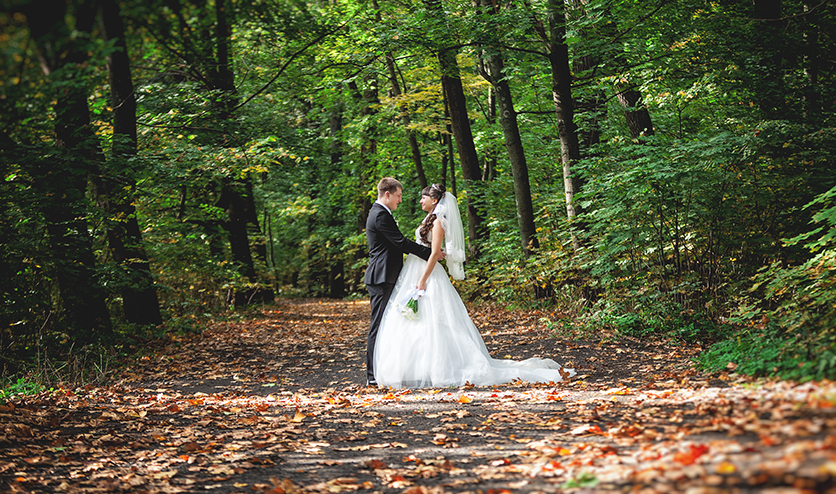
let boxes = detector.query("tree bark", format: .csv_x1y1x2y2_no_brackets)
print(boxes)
572,1,654,141
482,86,497,181
327,100,348,297
566,0,605,151
348,78,376,233
218,181,258,307
441,87,457,197
479,14,539,257
438,47,485,252
751,0,785,118
545,0,582,250
802,2,820,120
330,101,343,167
616,86,655,139
210,0,273,304
97,0,162,325
422,0,484,254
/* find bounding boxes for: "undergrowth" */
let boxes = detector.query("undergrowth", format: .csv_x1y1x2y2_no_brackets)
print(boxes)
0,313,214,399
695,324,836,382
0,377,46,404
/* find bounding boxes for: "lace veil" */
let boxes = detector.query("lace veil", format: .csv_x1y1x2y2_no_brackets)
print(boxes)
433,191,466,280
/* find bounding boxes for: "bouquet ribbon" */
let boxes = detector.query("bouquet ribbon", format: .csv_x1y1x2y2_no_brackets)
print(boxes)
398,288,426,320
399,288,426,310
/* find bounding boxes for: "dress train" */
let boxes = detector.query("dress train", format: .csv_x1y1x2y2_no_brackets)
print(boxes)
373,254,575,388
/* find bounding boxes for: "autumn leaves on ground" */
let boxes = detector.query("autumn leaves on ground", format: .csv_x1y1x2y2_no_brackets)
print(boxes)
2,300,836,493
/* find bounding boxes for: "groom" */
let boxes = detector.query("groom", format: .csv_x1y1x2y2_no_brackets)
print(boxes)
364,178,436,387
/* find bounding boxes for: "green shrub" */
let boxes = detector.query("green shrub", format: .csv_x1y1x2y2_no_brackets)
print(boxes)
0,377,45,404
696,324,836,382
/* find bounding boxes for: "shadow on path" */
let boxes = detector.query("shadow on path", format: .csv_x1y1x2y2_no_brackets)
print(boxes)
2,299,835,493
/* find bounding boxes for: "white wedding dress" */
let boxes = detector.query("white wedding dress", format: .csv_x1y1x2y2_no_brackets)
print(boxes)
373,225,575,389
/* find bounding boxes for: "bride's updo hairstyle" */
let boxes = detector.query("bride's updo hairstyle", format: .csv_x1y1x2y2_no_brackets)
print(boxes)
419,183,446,245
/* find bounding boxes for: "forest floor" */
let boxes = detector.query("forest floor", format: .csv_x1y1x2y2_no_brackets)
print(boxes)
2,298,836,493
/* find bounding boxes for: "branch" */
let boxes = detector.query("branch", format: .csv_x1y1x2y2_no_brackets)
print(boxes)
137,121,226,133
610,1,669,46
231,17,355,112
572,52,675,84
440,41,547,59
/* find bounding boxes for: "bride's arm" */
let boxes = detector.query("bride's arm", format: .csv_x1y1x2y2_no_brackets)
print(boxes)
417,220,445,291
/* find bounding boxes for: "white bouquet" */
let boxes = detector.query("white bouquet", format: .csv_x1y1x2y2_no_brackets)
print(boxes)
397,288,425,321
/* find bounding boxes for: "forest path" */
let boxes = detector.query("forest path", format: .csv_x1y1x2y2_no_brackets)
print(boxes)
2,298,835,493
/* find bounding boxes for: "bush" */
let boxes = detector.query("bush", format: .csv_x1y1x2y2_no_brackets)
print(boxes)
579,292,726,343
696,324,836,382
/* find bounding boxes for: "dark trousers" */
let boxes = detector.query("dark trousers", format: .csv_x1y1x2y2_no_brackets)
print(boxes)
366,282,395,384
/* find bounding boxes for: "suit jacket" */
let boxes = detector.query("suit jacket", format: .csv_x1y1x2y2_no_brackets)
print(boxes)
364,202,432,286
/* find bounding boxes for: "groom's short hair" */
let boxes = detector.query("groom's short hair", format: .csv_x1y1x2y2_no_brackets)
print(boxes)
377,177,403,197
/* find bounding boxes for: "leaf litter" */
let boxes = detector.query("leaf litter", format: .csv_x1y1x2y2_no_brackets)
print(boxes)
1,298,835,493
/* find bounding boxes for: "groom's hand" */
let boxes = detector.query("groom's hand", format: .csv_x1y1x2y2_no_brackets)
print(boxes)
439,250,446,260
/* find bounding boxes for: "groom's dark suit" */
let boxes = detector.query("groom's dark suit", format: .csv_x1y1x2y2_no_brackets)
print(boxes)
365,201,431,385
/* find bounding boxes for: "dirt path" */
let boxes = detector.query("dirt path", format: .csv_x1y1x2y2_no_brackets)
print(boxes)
2,299,835,493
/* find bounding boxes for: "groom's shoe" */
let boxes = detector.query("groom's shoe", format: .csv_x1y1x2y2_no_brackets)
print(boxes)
366,379,379,388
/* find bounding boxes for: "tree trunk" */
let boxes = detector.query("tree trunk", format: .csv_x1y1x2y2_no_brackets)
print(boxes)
27,0,113,342
212,0,236,102
482,86,497,181
441,88,457,197
422,0,484,254
616,86,655,139
243,178,274,302
218,181,258,307
567,1,604,151
577,1,653,142
348,78,377,233
210,0,272,305
438,47,485,253
751,0,785,118
479,21,539,257
97,0,162,325
546,0,582,250
327,101,348,297
330,101,343,167
385,52,427,189
802,2,820,120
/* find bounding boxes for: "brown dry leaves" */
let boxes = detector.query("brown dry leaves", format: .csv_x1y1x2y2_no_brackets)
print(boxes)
1,299,836,493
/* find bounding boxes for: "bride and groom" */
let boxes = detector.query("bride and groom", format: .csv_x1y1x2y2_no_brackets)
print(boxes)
364,177,574,388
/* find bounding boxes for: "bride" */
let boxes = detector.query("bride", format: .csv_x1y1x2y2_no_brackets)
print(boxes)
373,183,575,388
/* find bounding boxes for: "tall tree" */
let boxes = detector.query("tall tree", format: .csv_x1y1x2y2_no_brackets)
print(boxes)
528,0,583,249
478,0,539,258
26,0,113,342
424,0,485,254
96,0,162,325
141,0,273,306
348,75,378,230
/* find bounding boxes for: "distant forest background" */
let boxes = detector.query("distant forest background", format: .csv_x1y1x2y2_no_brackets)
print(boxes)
1,0,835,384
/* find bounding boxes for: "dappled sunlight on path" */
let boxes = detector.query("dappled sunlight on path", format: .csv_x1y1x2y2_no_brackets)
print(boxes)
2,298,835,493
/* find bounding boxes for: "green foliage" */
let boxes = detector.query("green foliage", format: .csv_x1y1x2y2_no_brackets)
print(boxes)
2,0,836,385
579,294,728,343
696,324,836,382
0,377,44,404
562,472,599,489
699,180,836,382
